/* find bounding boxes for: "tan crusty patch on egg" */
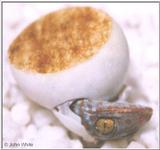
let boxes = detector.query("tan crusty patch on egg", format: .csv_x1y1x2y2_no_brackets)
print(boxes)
8,7,112,73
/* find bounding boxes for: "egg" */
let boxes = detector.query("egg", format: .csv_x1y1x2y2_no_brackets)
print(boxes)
8,7,129,110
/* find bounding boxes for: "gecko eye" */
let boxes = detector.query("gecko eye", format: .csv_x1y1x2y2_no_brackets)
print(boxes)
95,118,115,134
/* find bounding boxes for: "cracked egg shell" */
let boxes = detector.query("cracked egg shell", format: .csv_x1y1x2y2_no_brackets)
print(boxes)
8,7,129,109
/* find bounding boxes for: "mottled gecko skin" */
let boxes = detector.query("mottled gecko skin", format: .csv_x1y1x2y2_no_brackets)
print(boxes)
69,98,153,140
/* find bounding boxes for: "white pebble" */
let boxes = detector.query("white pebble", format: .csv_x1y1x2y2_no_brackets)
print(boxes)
70,139,83,148
127,141,145,148
138,130,159,148
32,109,54,128
40,126,67,140
3,107,22,142
4,88,27,109
34,125,69,148
22,124,37,141
11,102,31,125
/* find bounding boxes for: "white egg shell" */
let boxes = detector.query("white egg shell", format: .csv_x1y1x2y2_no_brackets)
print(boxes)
10,20,129,109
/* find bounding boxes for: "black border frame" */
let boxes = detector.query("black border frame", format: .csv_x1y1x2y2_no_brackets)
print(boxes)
1,1,160,149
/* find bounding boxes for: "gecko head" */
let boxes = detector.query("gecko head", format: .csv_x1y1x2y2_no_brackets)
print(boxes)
70,99,153,140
